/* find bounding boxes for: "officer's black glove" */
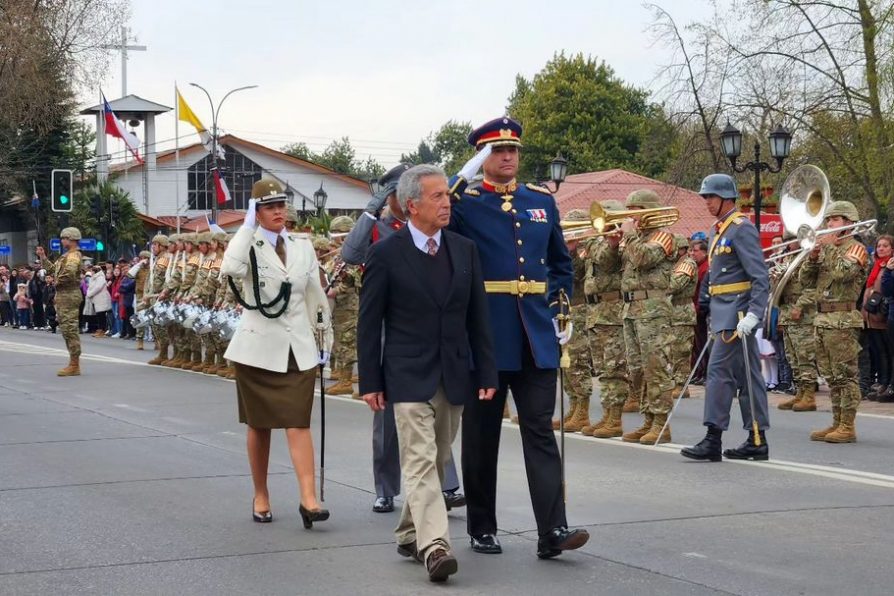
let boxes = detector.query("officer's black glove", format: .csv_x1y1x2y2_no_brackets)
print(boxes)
365,182,398,216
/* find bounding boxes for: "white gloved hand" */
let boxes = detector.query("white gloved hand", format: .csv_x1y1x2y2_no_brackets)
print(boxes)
458,144,492,181
736,312,760,337
318,350,330,366
552,318,574,346
242,198,258,229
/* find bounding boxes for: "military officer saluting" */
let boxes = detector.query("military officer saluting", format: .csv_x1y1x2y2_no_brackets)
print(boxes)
37,228,83,376
449,116,589,559
681,174,771,462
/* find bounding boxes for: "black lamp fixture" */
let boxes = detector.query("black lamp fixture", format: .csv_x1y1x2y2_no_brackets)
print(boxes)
367,177,381,196
313,182,328,215
543,152,568,192
719,120,793,230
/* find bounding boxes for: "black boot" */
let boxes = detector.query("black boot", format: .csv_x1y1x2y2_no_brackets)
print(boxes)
681,426,722,462
723,430,769,461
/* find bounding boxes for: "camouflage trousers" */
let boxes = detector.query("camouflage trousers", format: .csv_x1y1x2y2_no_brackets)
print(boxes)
333,316,357,373
623,317,675,415
590,323,628,407
816,326,861,411
202,332,218,364
563,308,594,403
151,322,167,344
782,323,817,386
671,324,695,386
56,290,81,359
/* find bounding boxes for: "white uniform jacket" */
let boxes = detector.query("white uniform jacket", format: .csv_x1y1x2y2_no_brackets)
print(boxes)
222,226,333,373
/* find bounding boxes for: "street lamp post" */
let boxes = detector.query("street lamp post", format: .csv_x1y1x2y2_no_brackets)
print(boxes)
719,122,793,232
313,183,328,218
542,153,568,193
188,83,258,223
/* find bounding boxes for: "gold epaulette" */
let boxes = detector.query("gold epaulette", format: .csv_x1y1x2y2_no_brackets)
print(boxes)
844,243,868,267
201,258,213,270
211,257,223,269
526,182,552,195
673,260,697,278
464,188,480,197
187,254,200,266
648,230,675,256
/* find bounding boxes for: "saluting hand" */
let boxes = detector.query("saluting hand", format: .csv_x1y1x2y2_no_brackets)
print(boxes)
362,392,386,412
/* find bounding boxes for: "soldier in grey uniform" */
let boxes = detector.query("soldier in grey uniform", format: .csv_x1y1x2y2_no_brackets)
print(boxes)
681,174,771,462
340,163,463,514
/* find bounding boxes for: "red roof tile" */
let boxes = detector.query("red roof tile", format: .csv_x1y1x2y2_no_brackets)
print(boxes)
555,169,714,238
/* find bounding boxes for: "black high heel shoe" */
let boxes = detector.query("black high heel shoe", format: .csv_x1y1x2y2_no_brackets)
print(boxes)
299,504,330,529
252,498,272,523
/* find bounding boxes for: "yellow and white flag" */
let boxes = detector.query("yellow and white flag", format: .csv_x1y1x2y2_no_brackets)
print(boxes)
176,87,224,158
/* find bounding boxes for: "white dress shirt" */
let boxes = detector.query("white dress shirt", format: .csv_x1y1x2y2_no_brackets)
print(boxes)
407,220,442,254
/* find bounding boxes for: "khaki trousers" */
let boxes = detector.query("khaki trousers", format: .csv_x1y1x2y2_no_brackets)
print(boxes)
393,387,462,562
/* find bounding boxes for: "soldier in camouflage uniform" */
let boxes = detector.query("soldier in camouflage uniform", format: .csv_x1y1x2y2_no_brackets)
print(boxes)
197,232,227,374
186,232,217,372
669,234,698,398
551,209,593,432
142,234,172,365
180,233,207,369
800,200,868,443
37,227,83,376
160,234,188,367
580,200,630,439
774,245,818,411
327,215,361,395
607,189,677,444
127,248,153,350
214,234,238,379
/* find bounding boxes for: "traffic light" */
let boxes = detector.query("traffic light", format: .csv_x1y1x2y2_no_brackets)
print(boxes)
91,195,102,219
96,240,105,251
51,169,73,212
110,200,119,227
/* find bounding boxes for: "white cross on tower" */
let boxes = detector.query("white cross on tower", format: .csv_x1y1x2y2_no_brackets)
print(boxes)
100,26,147,97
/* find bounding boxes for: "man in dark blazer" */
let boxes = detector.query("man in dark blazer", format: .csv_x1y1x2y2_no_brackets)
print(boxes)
358,164,497,583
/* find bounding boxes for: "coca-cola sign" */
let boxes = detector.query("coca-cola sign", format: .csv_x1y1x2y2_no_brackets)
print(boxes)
760,219,783,234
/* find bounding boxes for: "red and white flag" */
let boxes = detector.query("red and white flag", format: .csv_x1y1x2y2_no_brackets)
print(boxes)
102,93,143,164
212,168,231,206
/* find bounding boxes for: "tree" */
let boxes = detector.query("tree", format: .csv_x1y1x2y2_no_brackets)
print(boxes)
281,141,312,161
280,137,384,180
402,120,475,173
70,181,144,258
506,52,674,180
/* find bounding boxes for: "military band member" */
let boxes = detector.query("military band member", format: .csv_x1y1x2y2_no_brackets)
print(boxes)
340,164,463,514
160,234,186,367
178,233,207,369
580,200,630,438
552,209,594,432
681,174,771,462
127,249,152,350
800,201,868,443
774,242,818,411
669,234,698,397
214,233,238,380
604,189,676,445
36,228,83,376
188,232,219,373
449,117,589,558
327,215,361,395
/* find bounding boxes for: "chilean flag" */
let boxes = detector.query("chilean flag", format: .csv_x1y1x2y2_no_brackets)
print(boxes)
212,167,231,206
102,93,143,164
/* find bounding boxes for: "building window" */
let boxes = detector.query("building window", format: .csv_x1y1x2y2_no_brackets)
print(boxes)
187,146,264,211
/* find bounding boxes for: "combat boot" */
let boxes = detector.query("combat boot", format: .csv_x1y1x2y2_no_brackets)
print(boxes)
147,342,168,366
188,352,204,371
640,413,671,444
580,406,610,436
792,384,817,411
160,350,179,367
552,399,578,430
824,409,857,443
723,430,768,460
680,426,722,461
565,398,591,433
57,357,81,377
328,372,354,395
217,363,230,377
592,405,623,438
621,394,640,413
621,413,653,443
810,406,841,441
136,338,144,350
225,366,236,379
778,386,802,410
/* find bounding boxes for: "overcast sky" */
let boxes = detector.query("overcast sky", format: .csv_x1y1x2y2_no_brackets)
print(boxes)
83,0,713,168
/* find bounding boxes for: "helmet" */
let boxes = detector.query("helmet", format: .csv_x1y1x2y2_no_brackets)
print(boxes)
285,204,299,224
169,233,181,244
139,250,151,258
625,189,661,209
330,215,355,233
824,200,860,222
690,231,707,242
601,199,624,211
698,174,738,200
673,234,689,250
212,232,228,243
312,237,332,251
251,178,287,204
564,209,588,221
151,234,169,247
182,233,197,245
60,227,82,240
197,232,212,244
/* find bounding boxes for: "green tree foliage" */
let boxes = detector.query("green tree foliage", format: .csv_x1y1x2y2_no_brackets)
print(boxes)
281,137,384,180
69,181,144,258
506,53,674,180
402,120,475,173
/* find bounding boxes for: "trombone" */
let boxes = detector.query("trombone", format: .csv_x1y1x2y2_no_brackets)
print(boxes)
561,202,680,241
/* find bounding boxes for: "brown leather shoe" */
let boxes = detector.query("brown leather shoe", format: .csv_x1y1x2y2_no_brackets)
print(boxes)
426,548,458,582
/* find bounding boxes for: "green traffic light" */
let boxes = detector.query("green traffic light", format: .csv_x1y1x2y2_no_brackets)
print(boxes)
60,195,69,204
96,241,105,251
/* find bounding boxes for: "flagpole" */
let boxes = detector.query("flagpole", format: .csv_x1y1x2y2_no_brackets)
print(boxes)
175,83,181,234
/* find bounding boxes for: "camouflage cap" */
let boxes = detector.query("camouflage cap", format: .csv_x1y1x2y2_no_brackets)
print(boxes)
625,189,662,209
824,200,860,222
197,232,212,244
151,234,170,247
285,203,299,224
139,250,151,258
182,233,198,245
168,233,181,243
312,237,332,251
673,233,689,250
564,209,588,221
212,232,228,243
602,199,625,211
329,215,355,233
60,227,82,240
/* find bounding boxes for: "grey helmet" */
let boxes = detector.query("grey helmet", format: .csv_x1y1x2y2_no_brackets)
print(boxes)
698,174,738,200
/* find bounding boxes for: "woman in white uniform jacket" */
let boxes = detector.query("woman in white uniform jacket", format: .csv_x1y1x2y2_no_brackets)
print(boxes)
222,179,333,527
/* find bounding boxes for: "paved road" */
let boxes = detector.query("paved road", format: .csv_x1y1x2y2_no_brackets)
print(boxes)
1,328,893,595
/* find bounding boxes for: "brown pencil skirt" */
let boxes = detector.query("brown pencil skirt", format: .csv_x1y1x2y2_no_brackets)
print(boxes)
234,351,317,429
